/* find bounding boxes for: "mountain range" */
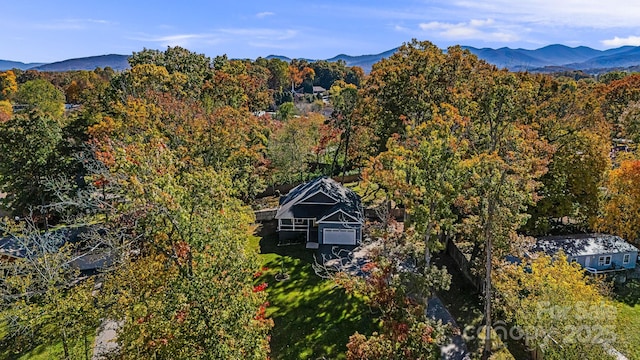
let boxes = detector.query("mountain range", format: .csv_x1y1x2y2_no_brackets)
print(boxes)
4,44,640,74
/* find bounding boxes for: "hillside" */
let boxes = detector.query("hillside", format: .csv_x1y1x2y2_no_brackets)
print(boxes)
0,60,44,71
31,54,130,71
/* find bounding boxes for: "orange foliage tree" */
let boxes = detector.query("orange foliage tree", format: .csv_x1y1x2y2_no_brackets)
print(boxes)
596,159,640,245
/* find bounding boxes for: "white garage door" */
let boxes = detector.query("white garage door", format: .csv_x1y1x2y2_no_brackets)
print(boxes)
323,228,357,245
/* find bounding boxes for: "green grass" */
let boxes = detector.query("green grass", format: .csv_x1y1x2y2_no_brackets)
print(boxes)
0,330,94,360
251,235,376,360
614,279,640,360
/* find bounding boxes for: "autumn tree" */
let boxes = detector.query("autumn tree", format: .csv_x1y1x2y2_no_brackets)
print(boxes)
524,77,611,234
288,60,315,93
129,46,212,98
619,100,640,144
0,100,11,122
493,254,616,359
363,105,468,265
0,70,18,101
87,88,273,358
596,159,640,245
336,214,451,360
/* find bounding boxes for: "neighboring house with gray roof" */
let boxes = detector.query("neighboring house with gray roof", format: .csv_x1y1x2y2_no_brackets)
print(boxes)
0,226,113,272
275,177,364,249
533,234,638,274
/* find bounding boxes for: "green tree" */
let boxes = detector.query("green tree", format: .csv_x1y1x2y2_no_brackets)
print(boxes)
276,101,295,121
268,113,324,183
328,81,360,175
0,112,67,214
15,79,65,118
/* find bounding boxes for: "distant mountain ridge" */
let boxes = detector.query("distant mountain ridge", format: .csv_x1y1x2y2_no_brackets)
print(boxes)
32,54,130,71
271,44,640,74
461,45,640,72
0,60,44,71
4,44,640,74
0,55,130,71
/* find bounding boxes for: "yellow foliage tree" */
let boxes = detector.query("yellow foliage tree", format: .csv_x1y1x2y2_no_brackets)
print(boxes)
596,159,640,245
494,254,616,359
0,99,12,122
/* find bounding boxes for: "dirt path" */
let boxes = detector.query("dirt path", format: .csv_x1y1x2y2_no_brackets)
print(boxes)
92,319,120,360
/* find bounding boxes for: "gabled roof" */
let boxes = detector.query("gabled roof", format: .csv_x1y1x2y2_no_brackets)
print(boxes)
317,209,361,223
0,236,27,259
533,234,638,257
276,177,363,223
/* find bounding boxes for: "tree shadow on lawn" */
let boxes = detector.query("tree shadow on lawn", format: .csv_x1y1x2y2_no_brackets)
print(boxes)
614,279,640,306
258,245,376,360
433,252,529,360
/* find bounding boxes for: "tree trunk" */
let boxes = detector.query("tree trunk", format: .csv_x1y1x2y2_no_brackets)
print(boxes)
483,171,506,358
483,221,493,358
62,328,70,360
330,141,343,176
341,124,351,181
84,333,89,360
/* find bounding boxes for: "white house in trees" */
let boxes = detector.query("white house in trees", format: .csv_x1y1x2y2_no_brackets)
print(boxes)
533,234,638,274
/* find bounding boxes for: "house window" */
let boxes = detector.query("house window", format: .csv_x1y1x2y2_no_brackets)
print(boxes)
623,254,631,264
294,218,306,225
598,256,612,266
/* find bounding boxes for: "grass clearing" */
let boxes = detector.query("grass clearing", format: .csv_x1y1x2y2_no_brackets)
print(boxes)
251,233,376,360
0,330,94,360
614,279,640,360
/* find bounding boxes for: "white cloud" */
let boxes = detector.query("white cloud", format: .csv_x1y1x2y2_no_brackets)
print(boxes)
132,33,223,48
452,0,640,28
417,18,518,42
36,18,113,30
602,36,640,47
256,12,275,18
133,28,299,52
218,28,297,41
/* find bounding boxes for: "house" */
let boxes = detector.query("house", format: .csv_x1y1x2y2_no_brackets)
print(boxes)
0,235,27,262
275,177,364,249
312,86,327,96
533,234,638,274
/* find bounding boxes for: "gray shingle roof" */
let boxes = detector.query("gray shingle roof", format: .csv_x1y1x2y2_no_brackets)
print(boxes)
533,234,638,257
275,177,363,222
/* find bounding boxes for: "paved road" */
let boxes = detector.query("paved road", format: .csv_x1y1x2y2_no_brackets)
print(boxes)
426,297,471,360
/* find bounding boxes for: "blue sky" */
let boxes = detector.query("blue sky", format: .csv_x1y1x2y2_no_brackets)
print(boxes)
3,0,640,63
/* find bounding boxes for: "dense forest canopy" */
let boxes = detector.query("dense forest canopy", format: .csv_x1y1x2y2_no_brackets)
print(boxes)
1,41,639,359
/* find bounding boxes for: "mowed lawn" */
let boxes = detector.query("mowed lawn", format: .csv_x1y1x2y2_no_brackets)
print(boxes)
250,233,376,360
615,279,640,360
0,325,94,360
